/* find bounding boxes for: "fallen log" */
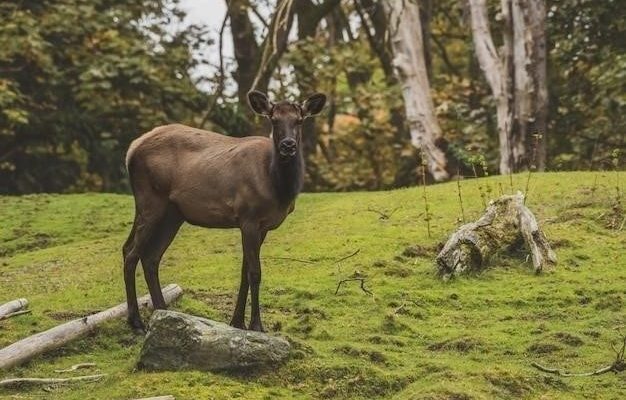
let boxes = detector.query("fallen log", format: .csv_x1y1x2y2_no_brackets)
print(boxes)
0,298,28,319
0,284,182,370
436,192,556,279
0,374,106,389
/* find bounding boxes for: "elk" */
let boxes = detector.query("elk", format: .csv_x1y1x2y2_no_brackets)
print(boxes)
123,91,326,332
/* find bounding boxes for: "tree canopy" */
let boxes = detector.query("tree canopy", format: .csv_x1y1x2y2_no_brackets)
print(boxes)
0,0,623,194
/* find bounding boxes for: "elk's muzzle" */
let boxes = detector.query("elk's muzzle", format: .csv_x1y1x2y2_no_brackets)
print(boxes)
278,138,297,157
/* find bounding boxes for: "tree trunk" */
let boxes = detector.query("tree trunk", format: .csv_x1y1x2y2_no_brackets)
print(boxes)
468,0,547,174
518,0,548,170
0,284,182,370
468,0,514,174
383,0,449,182
226,0,260,103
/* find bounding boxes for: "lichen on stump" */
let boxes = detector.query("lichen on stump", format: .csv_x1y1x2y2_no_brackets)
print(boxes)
436,192,556,279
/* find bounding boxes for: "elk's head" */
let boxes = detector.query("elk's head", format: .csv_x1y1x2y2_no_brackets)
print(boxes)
248,91,326,160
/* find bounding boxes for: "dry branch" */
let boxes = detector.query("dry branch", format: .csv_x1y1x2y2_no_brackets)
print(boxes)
0,284,183,370
0,309,31,321
436,192,556,279
530,362,617,377
54,362,97,373
0,374,106,389
0,298,28,319
335,278,373,296
531,334,625,376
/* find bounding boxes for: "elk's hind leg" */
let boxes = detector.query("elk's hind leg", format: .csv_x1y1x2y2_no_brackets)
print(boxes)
140,203,183,310
123,194,169,333
123,217,143,332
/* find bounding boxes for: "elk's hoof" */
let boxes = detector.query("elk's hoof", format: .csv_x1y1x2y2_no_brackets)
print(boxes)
128,318,146,335
248,322,265,332
230,320,246,330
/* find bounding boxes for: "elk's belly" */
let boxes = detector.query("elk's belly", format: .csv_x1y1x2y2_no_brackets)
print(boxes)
170,191,239,229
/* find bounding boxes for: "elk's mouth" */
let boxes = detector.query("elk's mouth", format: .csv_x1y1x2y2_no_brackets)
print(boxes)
279,148,297,157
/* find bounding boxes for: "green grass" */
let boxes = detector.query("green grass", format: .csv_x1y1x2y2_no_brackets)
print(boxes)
0,171,625,399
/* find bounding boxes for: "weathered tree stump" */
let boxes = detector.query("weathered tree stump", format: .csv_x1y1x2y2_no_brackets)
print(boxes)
138,310,290,372
436,192,556,279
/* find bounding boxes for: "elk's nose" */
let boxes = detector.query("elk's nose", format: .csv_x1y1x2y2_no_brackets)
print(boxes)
279,138,297,156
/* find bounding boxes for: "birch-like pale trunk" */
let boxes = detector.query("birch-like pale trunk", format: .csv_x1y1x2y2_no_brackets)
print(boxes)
468,0,548,173
384,0,449,181
468,0,514,174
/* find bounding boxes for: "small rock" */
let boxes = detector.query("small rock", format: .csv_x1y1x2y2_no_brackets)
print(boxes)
138,310,291,371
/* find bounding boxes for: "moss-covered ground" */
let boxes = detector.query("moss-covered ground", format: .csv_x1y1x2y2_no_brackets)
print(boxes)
0,171,624,399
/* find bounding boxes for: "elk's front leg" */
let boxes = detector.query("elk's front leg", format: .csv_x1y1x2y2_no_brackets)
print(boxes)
230,259,248,329
241,227,266,332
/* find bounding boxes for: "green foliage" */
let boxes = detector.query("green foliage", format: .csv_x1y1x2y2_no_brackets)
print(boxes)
1,172,625,398
0,0,209,193
547,0,626,170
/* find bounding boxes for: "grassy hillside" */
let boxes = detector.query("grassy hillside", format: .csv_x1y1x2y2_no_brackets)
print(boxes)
0,171,624,400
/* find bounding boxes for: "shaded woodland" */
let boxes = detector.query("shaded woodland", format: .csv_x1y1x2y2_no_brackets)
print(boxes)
0,0,624,194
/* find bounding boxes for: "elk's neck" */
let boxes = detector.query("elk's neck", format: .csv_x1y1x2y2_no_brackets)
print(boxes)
270,148,304,206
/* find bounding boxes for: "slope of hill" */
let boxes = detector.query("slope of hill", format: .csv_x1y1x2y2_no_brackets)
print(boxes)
0,172,624,399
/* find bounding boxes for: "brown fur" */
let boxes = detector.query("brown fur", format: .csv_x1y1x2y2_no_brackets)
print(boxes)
122,91,325,332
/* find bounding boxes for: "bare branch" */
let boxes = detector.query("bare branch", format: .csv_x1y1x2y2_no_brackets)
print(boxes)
335,278,373,296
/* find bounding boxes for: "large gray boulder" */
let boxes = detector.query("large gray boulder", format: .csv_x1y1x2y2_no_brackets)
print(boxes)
137,310,291,371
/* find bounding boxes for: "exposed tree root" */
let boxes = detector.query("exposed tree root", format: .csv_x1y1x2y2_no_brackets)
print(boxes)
335,277,373,296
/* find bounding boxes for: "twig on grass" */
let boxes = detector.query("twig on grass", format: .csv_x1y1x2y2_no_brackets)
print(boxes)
264,256,315,264
266,249,360,265
0,374,106,389
0,309,31,321
54,362,97,373
366,207,399,220
334,278,373,296
333,249,360,264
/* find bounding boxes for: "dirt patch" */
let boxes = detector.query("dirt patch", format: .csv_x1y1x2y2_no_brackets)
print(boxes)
402,244,433,258
422,392,473,400
594,294,623,311
384,266,413,278
527,342,561,354
0,232,55,257
367,335,406,347
428,336,484,353
45,309,102,320
187,289,235,320
550,238,576,249
484,371,534,397
335,344,388,364
553,332,584,347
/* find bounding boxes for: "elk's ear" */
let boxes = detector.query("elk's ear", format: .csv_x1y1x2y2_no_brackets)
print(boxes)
248,91,272,116
302,93,326,118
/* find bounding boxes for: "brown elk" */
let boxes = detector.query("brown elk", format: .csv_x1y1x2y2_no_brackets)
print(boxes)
123,91,326,332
